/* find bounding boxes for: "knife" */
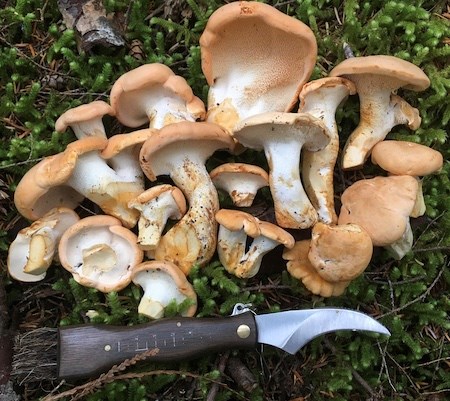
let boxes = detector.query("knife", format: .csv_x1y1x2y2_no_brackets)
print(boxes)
56,303,390,380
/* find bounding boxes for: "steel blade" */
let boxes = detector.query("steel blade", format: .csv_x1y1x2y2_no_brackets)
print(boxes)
255,309,390,354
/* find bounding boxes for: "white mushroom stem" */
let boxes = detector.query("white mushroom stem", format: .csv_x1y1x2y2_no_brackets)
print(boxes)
71,119,107,140
266,141,317,229
154,155,219,273
216,219,294,278
106,147,144,185
135,270,189,319
55,101,114,140
385,220,413,260
66,152,142,227
233,113,329,229
343,77,420,169
300,81,355,224
216,227,248,270
218,226,283,278
147,94,198,129
130,190,186,251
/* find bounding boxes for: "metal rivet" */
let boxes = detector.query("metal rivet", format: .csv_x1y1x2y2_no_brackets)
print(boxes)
237,324,251,339
104,344,112,352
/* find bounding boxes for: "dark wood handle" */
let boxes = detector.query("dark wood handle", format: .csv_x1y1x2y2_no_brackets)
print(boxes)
58,312,257,380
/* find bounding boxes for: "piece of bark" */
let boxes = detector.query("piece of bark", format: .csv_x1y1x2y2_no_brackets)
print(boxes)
58,0,125,52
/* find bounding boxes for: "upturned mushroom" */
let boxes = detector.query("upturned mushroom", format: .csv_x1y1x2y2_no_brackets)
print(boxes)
7,208,79,282
216,209,294,278
283,240,350,297
14,136,144,227
128,184,187,251
140,121,235,274
200,1,317,133
131,260,197,319
110,63,205,129
58,215,143,292
55,100,114,139
338,175,418,259
209,163,269,207
233,112,330,229
329,55,430,169
298,77,357,224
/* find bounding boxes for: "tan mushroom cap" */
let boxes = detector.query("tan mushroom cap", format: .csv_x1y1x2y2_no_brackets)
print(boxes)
215,209,261,238
140,121,235,181
299,76,357,106
283,240,349,297
55,101,114,135
259,220,295,249
338,175,418,246
329,55,430,91
110,63,205,128
200,1,317,113
14,137,107,221
58,215,143,293
131,184,186,211
211,163,269,206
371,140,443,176
101,128,156,159
309,222,373,283
131,260,197,318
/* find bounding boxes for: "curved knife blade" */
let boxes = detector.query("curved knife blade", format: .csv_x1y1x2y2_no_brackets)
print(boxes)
255,308,390,354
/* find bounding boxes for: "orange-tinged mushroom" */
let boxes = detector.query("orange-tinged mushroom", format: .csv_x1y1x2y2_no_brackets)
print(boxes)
140,121,235,274
329,55,429,169
131,261,197,319
58,215,143,292
200,1,317,133
110,63,205,129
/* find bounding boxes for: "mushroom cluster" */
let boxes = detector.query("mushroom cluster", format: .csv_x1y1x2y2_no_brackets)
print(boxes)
8,1,444,313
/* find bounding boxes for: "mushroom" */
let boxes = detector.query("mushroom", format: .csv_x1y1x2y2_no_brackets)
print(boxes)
308,222,373,284
329,55,430,169
131,260,197,319
110,63,205,129
199,1,317,133
216,209,294,278
209,163,269,207
58,215,143,292
338,175,419,260
7,208,80,282
298,77,357,224
101,128,155,184
14,136,144,227
55,100,114,139
371,140,444,218
283,240,351,297
233,112,330,229
128,184,187,251
140,121,235,274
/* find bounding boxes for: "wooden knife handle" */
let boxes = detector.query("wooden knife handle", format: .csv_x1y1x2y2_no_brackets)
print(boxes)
58,312,257,380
